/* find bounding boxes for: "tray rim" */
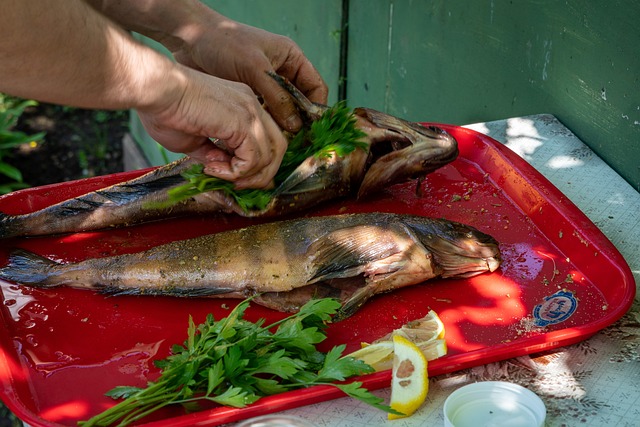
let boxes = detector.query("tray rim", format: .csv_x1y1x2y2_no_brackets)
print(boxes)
0,124,635,427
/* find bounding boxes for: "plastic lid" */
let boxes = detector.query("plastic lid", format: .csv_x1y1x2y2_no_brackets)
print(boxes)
443,381,546,427
235,414,315,427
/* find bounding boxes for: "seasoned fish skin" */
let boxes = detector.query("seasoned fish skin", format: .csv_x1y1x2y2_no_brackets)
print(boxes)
0,157,223,238
0,213,501,318
0,76,459,239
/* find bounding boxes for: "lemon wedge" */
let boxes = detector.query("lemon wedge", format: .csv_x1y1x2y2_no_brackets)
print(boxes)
347,342,394,370
347,310,447,371
348,339,446,371
415,338,447,363
384,309,445,343
388,334,428,419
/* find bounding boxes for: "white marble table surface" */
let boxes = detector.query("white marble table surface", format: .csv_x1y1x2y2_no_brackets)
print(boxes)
234,114,639,427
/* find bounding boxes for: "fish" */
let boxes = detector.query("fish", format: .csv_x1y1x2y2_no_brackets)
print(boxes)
0,213,501,320
0,73,459,239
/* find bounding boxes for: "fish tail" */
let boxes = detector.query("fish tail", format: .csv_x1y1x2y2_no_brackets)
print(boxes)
0,212,22,239
0,249,60,286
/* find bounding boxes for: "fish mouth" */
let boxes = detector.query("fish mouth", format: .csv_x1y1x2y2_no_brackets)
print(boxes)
353,108,459,198
411,222,503,279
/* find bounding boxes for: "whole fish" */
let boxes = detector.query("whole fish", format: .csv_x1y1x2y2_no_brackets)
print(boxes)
0,74,458,239
0,213,501,320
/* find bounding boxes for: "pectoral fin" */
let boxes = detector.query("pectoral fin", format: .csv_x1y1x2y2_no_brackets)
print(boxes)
331,224,441,321
307,224,405,283
273,157,332,196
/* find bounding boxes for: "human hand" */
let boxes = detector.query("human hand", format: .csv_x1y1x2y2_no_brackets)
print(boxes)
169,11,329,133
137,65,287,189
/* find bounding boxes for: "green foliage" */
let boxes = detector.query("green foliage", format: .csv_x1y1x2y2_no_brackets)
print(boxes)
79,297,398,427
0,95,45,194
66,107,128,178
160,101,368,211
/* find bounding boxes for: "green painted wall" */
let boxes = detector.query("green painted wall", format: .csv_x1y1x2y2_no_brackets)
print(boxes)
346,0,639,190
206,0,343,105
132,0,639,191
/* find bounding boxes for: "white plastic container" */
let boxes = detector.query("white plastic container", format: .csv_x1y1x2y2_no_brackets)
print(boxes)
443,381,546,427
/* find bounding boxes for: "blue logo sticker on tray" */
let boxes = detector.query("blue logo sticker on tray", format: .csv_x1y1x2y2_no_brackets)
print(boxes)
533,290,578,327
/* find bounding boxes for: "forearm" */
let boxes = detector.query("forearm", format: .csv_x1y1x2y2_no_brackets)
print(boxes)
0,0,184,111
83,0,329,131
83,0,224,52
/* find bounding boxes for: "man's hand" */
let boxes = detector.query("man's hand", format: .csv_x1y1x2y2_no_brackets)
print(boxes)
170,15,329,133
85,0,329,133
137,66,287,189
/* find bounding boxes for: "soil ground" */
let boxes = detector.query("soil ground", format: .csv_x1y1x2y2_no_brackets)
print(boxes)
7,103,128,187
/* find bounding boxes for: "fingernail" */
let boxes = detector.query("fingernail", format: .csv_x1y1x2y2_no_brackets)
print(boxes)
284,115,302,132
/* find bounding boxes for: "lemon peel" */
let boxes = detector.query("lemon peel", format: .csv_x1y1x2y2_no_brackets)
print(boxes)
346,310,447,371
388,334,428,419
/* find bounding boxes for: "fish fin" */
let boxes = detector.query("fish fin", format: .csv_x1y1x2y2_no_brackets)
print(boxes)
308,224,402,283
267,71,328,121
272,152,346,197
333,285,376,322
273,163,327,196
255,284,341,312
0,249,59,286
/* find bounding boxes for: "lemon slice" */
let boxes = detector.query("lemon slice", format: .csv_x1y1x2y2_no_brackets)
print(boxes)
378,310,445,343
347,342,394,370
388,334,428,419
416,338,447,362
348,339,446,371
347,310,447,371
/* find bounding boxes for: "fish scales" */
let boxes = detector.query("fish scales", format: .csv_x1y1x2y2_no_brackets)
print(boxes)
0,213,502,319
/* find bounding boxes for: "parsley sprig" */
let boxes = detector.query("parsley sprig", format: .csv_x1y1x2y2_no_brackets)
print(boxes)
79,298,400,427
161,101,368,212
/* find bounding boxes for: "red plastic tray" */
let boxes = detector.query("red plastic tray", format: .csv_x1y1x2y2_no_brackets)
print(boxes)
0,125,635,426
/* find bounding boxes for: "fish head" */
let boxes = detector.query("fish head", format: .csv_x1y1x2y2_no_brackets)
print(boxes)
265,108,458,212
266,72,459,212
354,108,459,198
405,217,502,279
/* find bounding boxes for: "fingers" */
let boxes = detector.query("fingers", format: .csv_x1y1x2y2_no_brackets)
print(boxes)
200,109,287,189
221,109,288,188
285,59,329,105
257,75,303,133
168,125,287,190
139,70,288,189
250,45,328,133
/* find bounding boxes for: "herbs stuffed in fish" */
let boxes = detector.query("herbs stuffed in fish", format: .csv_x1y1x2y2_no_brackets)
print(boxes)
0,213,501,320
0,73,458,239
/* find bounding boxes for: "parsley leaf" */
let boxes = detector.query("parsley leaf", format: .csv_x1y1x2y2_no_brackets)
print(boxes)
317,345,374,382
334,382,404,416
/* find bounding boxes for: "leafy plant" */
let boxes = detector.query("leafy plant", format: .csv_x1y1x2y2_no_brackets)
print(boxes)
67,108,127,178
158,101,368,211
0,96,45,194
79,297,399,427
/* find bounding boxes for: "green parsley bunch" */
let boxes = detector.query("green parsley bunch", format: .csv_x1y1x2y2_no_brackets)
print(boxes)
79,297,399,427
